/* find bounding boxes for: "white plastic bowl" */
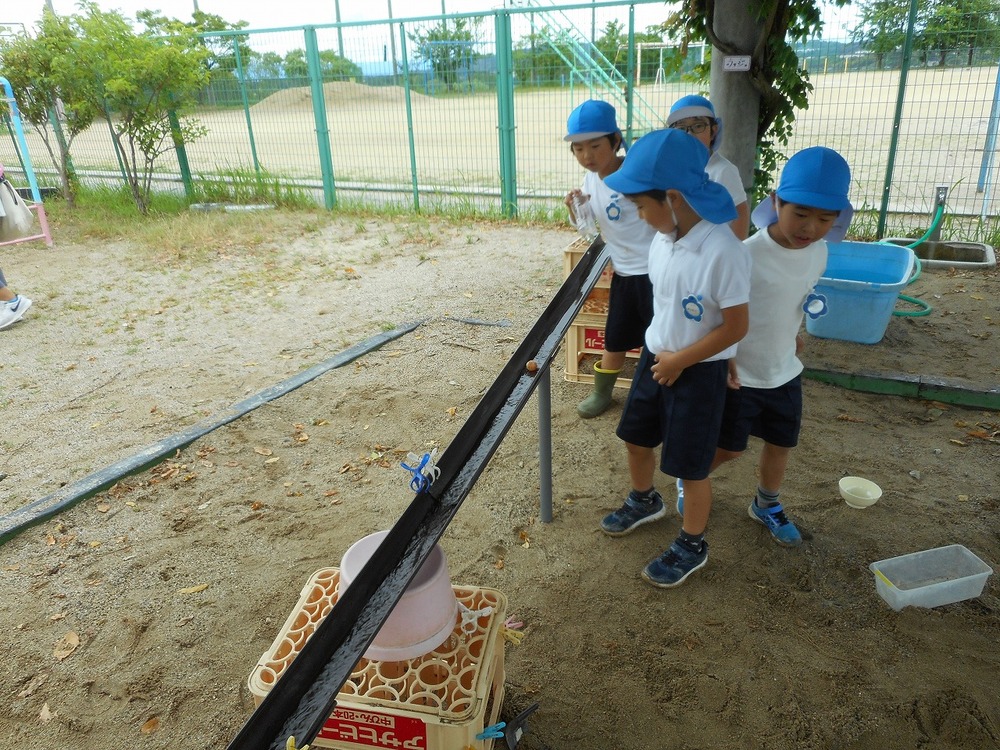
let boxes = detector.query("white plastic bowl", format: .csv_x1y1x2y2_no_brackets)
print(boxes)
339,530,458,661
840,476,883,509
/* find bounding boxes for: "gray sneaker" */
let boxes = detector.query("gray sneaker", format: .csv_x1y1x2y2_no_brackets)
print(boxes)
600,490,666,536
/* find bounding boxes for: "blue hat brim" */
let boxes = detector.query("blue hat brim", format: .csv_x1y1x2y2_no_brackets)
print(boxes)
606,171,737,225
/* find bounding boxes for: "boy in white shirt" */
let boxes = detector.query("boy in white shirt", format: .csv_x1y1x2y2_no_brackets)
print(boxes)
599,128,751,588
704,147,853,547
564,100,658,418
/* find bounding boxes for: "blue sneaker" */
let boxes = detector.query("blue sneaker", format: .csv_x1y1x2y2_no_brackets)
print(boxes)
600,490,666,536
748,500,802,547
641,540,709,588
675,478,684,518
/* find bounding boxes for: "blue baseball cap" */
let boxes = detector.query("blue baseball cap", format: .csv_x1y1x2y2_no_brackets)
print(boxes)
604,128,737,225
565,100,622,144
751,146,854,240
667,94,722,151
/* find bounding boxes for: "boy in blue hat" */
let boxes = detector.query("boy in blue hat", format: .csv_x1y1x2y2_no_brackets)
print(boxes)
666,94,750,240
600,128,751,588
563,100,657,418
694,146,853,547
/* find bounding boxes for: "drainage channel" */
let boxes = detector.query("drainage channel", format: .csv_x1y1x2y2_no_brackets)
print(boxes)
225,237,610,750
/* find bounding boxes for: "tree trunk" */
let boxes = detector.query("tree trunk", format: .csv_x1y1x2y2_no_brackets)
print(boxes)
709,0,764,196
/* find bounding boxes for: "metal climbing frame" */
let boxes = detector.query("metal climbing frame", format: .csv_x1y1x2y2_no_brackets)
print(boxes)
0,76,52,248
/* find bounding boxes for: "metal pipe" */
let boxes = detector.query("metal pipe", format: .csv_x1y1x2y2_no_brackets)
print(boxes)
877,0,919,238
538,366,553,523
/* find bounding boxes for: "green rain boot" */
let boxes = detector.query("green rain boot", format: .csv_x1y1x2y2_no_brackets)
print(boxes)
577,365,621,419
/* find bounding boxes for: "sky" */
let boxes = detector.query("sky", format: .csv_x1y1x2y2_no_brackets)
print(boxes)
1,0,673,34
1,1,857,39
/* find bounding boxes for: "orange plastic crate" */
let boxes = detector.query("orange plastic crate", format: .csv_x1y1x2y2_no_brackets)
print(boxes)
248,568,508,750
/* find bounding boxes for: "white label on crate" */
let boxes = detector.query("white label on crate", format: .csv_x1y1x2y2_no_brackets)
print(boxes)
319,707,427,749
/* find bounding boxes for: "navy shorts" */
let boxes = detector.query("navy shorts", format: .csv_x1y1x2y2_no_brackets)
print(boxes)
604,273,653,353
717,375,803,452
616,350,728,480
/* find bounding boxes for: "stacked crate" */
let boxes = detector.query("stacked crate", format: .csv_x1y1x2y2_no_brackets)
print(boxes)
563,237,640,389
248,568,508,750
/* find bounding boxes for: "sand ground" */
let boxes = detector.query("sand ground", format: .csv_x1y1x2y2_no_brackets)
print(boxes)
1,214,999,750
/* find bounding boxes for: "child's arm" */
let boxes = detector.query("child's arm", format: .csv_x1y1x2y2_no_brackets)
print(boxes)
650,303,749,386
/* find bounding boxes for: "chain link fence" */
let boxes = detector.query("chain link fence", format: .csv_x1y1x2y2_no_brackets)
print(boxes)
2,0,999,238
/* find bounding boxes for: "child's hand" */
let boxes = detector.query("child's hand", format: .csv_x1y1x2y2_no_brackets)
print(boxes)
651,351,684,386
565,189,583,211
795,333,804,355
727,360,741,389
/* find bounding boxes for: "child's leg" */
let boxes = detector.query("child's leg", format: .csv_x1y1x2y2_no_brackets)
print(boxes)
748,442,801,547
679,477,711,535
577,348,623,419
758,442,791,493
0,268,13,301
642,476,710,588
600,442,665,536
601,350,626,371
626,441,655,491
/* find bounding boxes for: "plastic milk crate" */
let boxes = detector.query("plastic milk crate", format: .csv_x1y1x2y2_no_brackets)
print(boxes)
248,568,508,750
563,238,640,388
805,241,917,344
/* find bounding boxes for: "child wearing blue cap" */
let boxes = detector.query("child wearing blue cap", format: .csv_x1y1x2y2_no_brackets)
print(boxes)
689,146,854,547
563,100,658,419
666,95,750,240
600,128,751,589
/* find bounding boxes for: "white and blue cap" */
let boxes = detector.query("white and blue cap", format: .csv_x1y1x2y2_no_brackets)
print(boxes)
605,128,737,225
751,146,854,241
667,94,722,152
564,99,623,146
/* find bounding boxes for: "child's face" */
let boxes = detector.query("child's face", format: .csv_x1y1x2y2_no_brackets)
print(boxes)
630,194,676,235
670,117,716,152
769,197,839,249
570,136,620,177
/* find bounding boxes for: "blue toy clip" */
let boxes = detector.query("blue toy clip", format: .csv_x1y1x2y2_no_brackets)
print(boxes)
476,722,507,741
401,449,440,493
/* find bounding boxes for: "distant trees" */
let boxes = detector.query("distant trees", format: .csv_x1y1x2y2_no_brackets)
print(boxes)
409,18,482,91
282,49,362,81
852,0,1000,69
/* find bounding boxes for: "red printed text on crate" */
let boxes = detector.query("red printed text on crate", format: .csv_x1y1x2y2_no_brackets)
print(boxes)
584,326,606,352
318,707,427,749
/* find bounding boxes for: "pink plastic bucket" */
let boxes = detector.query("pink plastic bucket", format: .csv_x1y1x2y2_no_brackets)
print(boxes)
339,530,458,661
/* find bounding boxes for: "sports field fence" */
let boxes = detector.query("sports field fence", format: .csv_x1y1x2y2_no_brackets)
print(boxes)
2,0,1000,240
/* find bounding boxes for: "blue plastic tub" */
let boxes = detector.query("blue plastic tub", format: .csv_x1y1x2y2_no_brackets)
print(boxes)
805,241,916,344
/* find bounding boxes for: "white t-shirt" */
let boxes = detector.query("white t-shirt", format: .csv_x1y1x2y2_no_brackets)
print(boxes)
735,229,828,389
582,170,657,276
707,152,747,210
644,220,751,360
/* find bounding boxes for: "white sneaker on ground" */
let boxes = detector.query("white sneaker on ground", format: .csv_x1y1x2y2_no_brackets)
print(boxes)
0,295,32,330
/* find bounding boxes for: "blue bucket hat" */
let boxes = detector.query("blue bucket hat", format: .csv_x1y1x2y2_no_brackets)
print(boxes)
565,100,624,148
751,146,854,241
604,128,737,225
667,94,722,152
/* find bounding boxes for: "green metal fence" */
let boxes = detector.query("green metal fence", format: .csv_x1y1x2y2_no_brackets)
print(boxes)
3,0,999,237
